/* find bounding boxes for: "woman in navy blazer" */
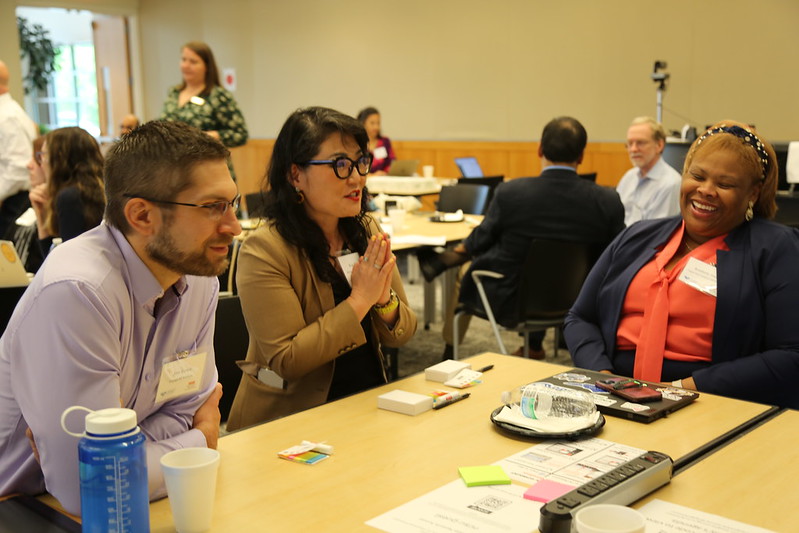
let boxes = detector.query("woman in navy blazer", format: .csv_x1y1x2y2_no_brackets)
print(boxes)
565,121,799,408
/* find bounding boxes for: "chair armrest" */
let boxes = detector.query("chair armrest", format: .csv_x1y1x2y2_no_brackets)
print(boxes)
471,269,504,282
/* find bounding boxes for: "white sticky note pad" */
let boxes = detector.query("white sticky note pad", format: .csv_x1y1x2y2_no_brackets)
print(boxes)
425,360,471,383
377,390,434,416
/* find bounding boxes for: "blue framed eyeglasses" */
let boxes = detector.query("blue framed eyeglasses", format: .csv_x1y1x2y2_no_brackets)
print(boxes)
123,193,240,218
305,154,372,179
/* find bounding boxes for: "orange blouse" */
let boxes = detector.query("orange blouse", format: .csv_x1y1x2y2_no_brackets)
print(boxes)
616,222,729,379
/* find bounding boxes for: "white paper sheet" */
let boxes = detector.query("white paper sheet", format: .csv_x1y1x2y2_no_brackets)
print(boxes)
495,437,646,486
366,480,541,533
639,500,776,533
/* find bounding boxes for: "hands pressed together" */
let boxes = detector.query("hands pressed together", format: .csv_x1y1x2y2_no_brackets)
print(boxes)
347,233,397,321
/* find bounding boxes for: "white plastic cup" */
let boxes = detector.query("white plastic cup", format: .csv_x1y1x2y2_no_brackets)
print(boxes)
573,504,647,533
388,208,406,233
160,447,221,533
422,165,435,178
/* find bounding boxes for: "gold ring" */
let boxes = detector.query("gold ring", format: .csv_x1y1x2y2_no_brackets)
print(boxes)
374,263,382,269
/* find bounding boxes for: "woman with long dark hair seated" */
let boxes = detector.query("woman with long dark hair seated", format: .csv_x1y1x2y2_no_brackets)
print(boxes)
28,127,105,257
227,107,417,430
566,120,799,408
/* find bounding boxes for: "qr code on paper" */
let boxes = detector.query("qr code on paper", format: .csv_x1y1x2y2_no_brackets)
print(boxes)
468,496,511,514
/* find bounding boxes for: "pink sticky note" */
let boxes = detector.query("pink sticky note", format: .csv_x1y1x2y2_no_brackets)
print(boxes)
523,480,575,503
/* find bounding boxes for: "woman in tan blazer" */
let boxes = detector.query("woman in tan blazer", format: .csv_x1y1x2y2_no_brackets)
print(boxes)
226,107,417,430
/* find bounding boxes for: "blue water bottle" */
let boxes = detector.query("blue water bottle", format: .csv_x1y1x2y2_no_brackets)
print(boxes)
61,406,150,532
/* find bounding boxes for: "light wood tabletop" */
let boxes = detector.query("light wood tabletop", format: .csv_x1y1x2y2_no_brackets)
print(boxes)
138,353,773,532
634,408,799,531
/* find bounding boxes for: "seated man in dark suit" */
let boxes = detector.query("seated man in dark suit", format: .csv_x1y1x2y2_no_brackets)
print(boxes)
419,116,625,359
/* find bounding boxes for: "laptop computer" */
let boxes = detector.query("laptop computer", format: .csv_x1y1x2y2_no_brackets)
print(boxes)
454,156,484,177
387,159,419,176
535,367,700,423
0,241,31,288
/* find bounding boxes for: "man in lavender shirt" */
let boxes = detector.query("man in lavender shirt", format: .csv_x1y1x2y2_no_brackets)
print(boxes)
0,120,242,514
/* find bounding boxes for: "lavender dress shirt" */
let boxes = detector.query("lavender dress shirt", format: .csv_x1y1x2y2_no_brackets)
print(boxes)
0,223,218,514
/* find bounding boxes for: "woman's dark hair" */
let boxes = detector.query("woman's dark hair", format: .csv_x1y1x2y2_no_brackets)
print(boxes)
264,106,370,281
356,106,381,138
43,127,105,237
178,41,221,95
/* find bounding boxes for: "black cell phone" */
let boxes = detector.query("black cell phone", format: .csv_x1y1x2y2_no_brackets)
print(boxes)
0,493,82,532
595,377,662,403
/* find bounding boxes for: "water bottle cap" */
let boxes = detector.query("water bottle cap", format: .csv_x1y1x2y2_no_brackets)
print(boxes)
85,408,138,435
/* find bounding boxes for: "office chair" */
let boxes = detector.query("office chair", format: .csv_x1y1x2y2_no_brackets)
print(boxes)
457,176,503,214
244,192,265,219
213,294,249,422
436,184,490,215
452,239,593,359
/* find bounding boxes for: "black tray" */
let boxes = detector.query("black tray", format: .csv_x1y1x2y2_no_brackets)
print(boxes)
490,405,605,440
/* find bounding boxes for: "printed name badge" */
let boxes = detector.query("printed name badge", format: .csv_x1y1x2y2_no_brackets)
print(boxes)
156,352,207,403
678,257,718,297
337,252,359,286
190,96,206,106
373,146,388,161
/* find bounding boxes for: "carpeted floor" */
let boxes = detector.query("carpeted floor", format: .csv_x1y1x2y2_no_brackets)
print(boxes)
394,255,574,379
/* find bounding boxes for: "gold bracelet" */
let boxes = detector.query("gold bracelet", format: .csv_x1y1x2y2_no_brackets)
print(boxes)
373,289,399,315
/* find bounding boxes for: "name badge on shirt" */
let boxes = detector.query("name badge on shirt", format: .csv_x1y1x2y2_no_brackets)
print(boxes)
156,351,207,403
373,146,388,160
190,96,206,106
337,251,359,286
678,257,718,297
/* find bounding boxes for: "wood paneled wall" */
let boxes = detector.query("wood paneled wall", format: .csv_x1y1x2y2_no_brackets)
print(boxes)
230,139,631,209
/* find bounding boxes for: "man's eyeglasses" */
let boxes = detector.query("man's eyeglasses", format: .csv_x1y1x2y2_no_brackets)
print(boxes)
123,194,241,218
305,155,372,180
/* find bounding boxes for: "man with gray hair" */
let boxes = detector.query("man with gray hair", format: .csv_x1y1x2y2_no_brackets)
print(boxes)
616,116,681,226
0,60,37,237
0,121,241,514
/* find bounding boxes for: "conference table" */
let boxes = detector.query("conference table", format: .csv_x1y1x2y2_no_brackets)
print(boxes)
389,212,481,327
634,408,799,531
132,353,776,532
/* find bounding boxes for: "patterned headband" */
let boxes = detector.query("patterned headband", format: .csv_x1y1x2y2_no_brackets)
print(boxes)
695,124,769,180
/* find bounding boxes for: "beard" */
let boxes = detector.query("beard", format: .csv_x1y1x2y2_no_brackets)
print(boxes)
146,225,232,277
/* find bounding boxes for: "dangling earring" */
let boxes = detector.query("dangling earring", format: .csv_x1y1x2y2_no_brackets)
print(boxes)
745,201,754,222
295,187,305,204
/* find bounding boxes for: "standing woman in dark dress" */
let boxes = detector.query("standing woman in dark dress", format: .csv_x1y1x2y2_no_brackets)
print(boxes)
226,107,417,430
160,41,248,180
28,127,105,257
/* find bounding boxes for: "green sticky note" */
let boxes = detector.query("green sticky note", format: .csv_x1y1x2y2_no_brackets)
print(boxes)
458,465,511,487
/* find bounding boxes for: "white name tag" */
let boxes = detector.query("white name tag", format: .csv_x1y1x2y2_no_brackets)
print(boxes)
373,146,388,160
156,351,207,403
190,96,206,106
678,257,718,297
337,251,359,286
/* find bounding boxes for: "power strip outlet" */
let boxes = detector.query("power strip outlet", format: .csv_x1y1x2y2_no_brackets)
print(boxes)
539,451,672,533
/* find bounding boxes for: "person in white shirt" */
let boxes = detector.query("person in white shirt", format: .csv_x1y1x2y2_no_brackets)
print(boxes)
616,116,681,226
0,60,38,238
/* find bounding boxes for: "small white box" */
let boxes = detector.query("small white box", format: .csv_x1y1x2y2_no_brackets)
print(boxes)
377,390,434,416
425,360,472,383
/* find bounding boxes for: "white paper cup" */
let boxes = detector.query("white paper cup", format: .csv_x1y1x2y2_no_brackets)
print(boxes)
574,504,646,533
161,447,220,533
388,208,406,233
422,165,435,178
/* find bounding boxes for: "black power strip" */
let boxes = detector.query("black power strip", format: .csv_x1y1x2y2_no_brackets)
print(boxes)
539,451,672,533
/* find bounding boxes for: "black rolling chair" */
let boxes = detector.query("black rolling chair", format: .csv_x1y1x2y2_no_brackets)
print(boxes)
436,184,490,215
213,294,249,422
453,239,594,359
456,176,503,214
244,192,265,219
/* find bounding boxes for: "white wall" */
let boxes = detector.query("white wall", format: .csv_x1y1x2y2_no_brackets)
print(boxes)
4,0,799,142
